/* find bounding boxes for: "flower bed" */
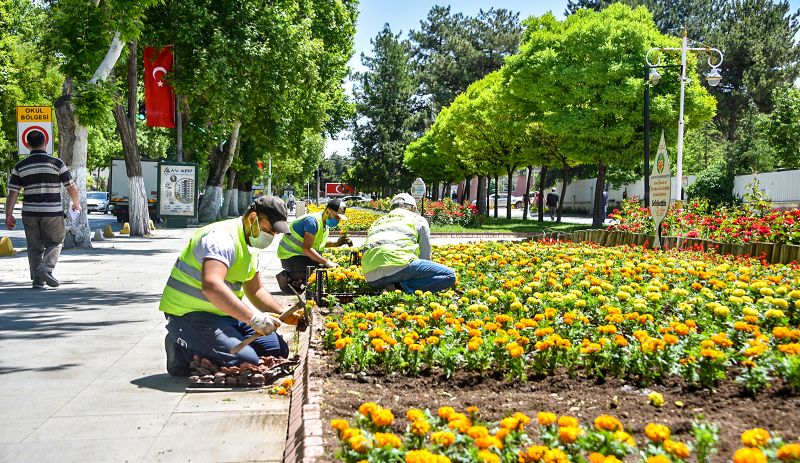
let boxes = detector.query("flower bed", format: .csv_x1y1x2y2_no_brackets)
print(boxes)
330,403,800,463
609,198,800,245
365,198,481,228
307,204,381,232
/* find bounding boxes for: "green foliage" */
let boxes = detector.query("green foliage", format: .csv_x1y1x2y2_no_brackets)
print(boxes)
72,80,117,127
763,85,800,170
349,24,416,193
682,121,728,174
685,157,736,205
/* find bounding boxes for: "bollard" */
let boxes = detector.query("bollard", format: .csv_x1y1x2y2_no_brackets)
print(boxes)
92,229,105,241
149,220,156,230
120,222,130,235
103,224,115,238
0,236,15,256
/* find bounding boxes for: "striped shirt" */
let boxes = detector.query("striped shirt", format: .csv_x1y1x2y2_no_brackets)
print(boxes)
8,150,74,217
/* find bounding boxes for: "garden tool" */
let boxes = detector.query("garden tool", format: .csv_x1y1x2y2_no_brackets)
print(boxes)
230,289,307,354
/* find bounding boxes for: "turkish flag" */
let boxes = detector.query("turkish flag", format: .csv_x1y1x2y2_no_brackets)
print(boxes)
144,46,175,128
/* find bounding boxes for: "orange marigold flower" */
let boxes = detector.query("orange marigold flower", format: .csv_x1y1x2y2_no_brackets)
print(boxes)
411,419,430,436
477,449,500,463
437,406,456,420
500,417,520,431
359,402,379,417
474,436,503,450
558,426,582,444
644,423,671,442
467,425,490,439
777,443,800,461
430,431,455,447
372,408,395,427
330,419,349,435
348,434,371,453
557,415,579,427
513,412,531,426
374,432,402,448
466,406,480,415
544,448,570,463
406,408,425,422
733,447,767,463
519,445,548,463
594,415,623,432
664,439,691,459
741,428,771,448
646,456,670,463
537,412,557,426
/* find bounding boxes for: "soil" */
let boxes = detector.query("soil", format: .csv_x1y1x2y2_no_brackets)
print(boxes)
313,334,800,462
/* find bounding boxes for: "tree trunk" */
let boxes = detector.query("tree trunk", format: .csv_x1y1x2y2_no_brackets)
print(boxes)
237,178,251,215
476,176,487,215
199,121,241,222
592,163,607,228
431,181,439,201
558,160,569,224
506,168,513,220
55,77,92,249
112,41,151,237
224,168,238,217
523,166,532,221
538,166,547,222
460,176,471,203
493,174,499,219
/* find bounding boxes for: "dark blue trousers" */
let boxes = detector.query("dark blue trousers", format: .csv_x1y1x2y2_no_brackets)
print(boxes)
165,311,289,366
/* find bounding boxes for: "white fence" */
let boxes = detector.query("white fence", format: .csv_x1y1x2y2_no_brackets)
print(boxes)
557,170,800,213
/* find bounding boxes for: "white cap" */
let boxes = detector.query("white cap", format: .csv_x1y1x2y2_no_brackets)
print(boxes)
391,193,418,212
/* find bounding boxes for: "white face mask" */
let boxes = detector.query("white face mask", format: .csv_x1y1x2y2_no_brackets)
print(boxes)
249,222,274,249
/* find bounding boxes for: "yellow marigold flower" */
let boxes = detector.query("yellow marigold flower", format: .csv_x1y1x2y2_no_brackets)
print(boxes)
513,412,531,426
430,431,455,447
330,419,349,435
407,408,425,422
581,343,602,354
778,343,800,355
613,430,635,446
500,417,520,431
741,428,771,448
335,337,353,350
544,448,570,463
777,443,800,461
374,432,402,448
648,392,665,407
594,414,623,432
410,419,430,436
558,426,582,444
372,408,395,427
348,434,371,453
437,406,456,420
474,436,503,450
466,406,480,415
467,425,490,439
405,449,451,463
341,427,361,441
359,402,379,417
733,447,767,463
537,412,557,426
646,456,670,463
644,423,670,442
588,453,607,463
700,348,724,360
557,415,579,427
664,439,691,459
519,445,548,462
477,449,500,463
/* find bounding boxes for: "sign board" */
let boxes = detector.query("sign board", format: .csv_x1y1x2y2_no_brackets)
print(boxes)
682,176,689,188
157,161,198,217
325,183,355,196
411,178,426,200
16,106,53,155
648,131,671,248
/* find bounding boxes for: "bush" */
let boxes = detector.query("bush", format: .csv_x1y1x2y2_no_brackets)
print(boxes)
686,157,737,205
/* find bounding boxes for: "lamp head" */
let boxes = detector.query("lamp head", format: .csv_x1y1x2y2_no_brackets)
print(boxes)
705,67,722,87
648,67,661,86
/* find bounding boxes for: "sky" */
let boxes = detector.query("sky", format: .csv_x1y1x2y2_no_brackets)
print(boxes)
325,0,800,157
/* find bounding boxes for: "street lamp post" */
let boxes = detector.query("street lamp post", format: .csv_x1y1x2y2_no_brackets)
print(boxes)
645,30,723,203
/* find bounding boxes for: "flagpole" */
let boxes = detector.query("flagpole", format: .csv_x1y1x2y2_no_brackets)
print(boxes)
174,49,183,162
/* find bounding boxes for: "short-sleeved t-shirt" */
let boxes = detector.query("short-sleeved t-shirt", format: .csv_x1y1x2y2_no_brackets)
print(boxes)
291,215,319,238
193,229,236,267
7,151,74,217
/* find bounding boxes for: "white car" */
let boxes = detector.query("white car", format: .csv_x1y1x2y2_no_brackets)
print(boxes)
472,194,525,209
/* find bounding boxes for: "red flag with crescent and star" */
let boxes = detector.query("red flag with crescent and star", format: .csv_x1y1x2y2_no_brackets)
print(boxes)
144,46,175,128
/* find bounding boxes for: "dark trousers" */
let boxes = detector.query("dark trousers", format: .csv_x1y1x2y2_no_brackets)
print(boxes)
22,215,66,281
165,311,289,366
280,255,317,281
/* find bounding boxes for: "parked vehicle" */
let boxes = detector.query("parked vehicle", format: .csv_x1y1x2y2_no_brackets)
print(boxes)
109,159,159,223
341,195,371,204
472,193,525,209
86,191,111,214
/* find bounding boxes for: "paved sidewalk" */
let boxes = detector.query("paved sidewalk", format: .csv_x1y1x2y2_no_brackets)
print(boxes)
0,225,295,463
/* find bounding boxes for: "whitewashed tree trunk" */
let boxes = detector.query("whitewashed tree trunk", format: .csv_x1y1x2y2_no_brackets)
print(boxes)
199,185,224,223
238,190,249,213
128,176,149,235
63,161,92,248
223,189,237,217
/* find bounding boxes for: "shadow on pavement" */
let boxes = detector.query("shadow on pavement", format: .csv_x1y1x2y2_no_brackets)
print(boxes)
0,285,159,340
131,373,187,393
0,363,81,375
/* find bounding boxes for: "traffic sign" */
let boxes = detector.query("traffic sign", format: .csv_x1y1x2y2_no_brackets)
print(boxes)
16,106,53,155
411,178,426,200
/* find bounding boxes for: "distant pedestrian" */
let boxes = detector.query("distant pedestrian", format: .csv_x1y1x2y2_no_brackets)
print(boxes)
600,190,608,223
546,187,559,221
4,131,81,289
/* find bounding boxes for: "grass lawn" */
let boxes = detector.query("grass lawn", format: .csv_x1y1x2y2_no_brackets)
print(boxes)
431,217,589,234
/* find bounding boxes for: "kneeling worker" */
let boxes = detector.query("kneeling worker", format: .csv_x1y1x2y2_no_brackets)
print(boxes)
362,193,456,293
160,196,299,376
275,198,351,293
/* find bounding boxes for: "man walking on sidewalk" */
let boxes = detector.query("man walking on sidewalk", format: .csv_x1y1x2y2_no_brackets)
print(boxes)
546,187,560,221
4,131,80,289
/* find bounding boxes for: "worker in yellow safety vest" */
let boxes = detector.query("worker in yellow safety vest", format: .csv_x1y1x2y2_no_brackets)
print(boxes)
159,196,301,376
275,198,352,293
362,193,455,294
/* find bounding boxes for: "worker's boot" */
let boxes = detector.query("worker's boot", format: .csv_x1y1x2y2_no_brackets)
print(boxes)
165,334,192,377
276,271,293,294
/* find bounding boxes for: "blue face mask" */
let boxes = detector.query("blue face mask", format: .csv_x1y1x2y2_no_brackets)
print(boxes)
325,217,339,228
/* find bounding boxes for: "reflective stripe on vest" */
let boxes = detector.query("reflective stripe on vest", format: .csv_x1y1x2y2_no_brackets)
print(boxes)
166,276,210,302
277,212,329,260
173,258,242,292
361,209,420,275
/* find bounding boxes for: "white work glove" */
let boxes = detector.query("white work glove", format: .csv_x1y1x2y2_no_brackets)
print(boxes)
323,260,339,269
249,311,280,336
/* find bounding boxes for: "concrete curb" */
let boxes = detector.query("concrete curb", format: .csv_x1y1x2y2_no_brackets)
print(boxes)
283,318,324,463
332,231,569,239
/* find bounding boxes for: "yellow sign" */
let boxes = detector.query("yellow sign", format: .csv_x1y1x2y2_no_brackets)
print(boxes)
16,106,52,123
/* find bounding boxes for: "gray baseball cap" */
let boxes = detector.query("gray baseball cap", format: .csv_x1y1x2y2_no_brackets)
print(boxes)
252,196,290,233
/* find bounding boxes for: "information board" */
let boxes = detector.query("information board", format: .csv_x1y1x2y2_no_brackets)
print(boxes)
158,162,198,217
649,131,671,248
